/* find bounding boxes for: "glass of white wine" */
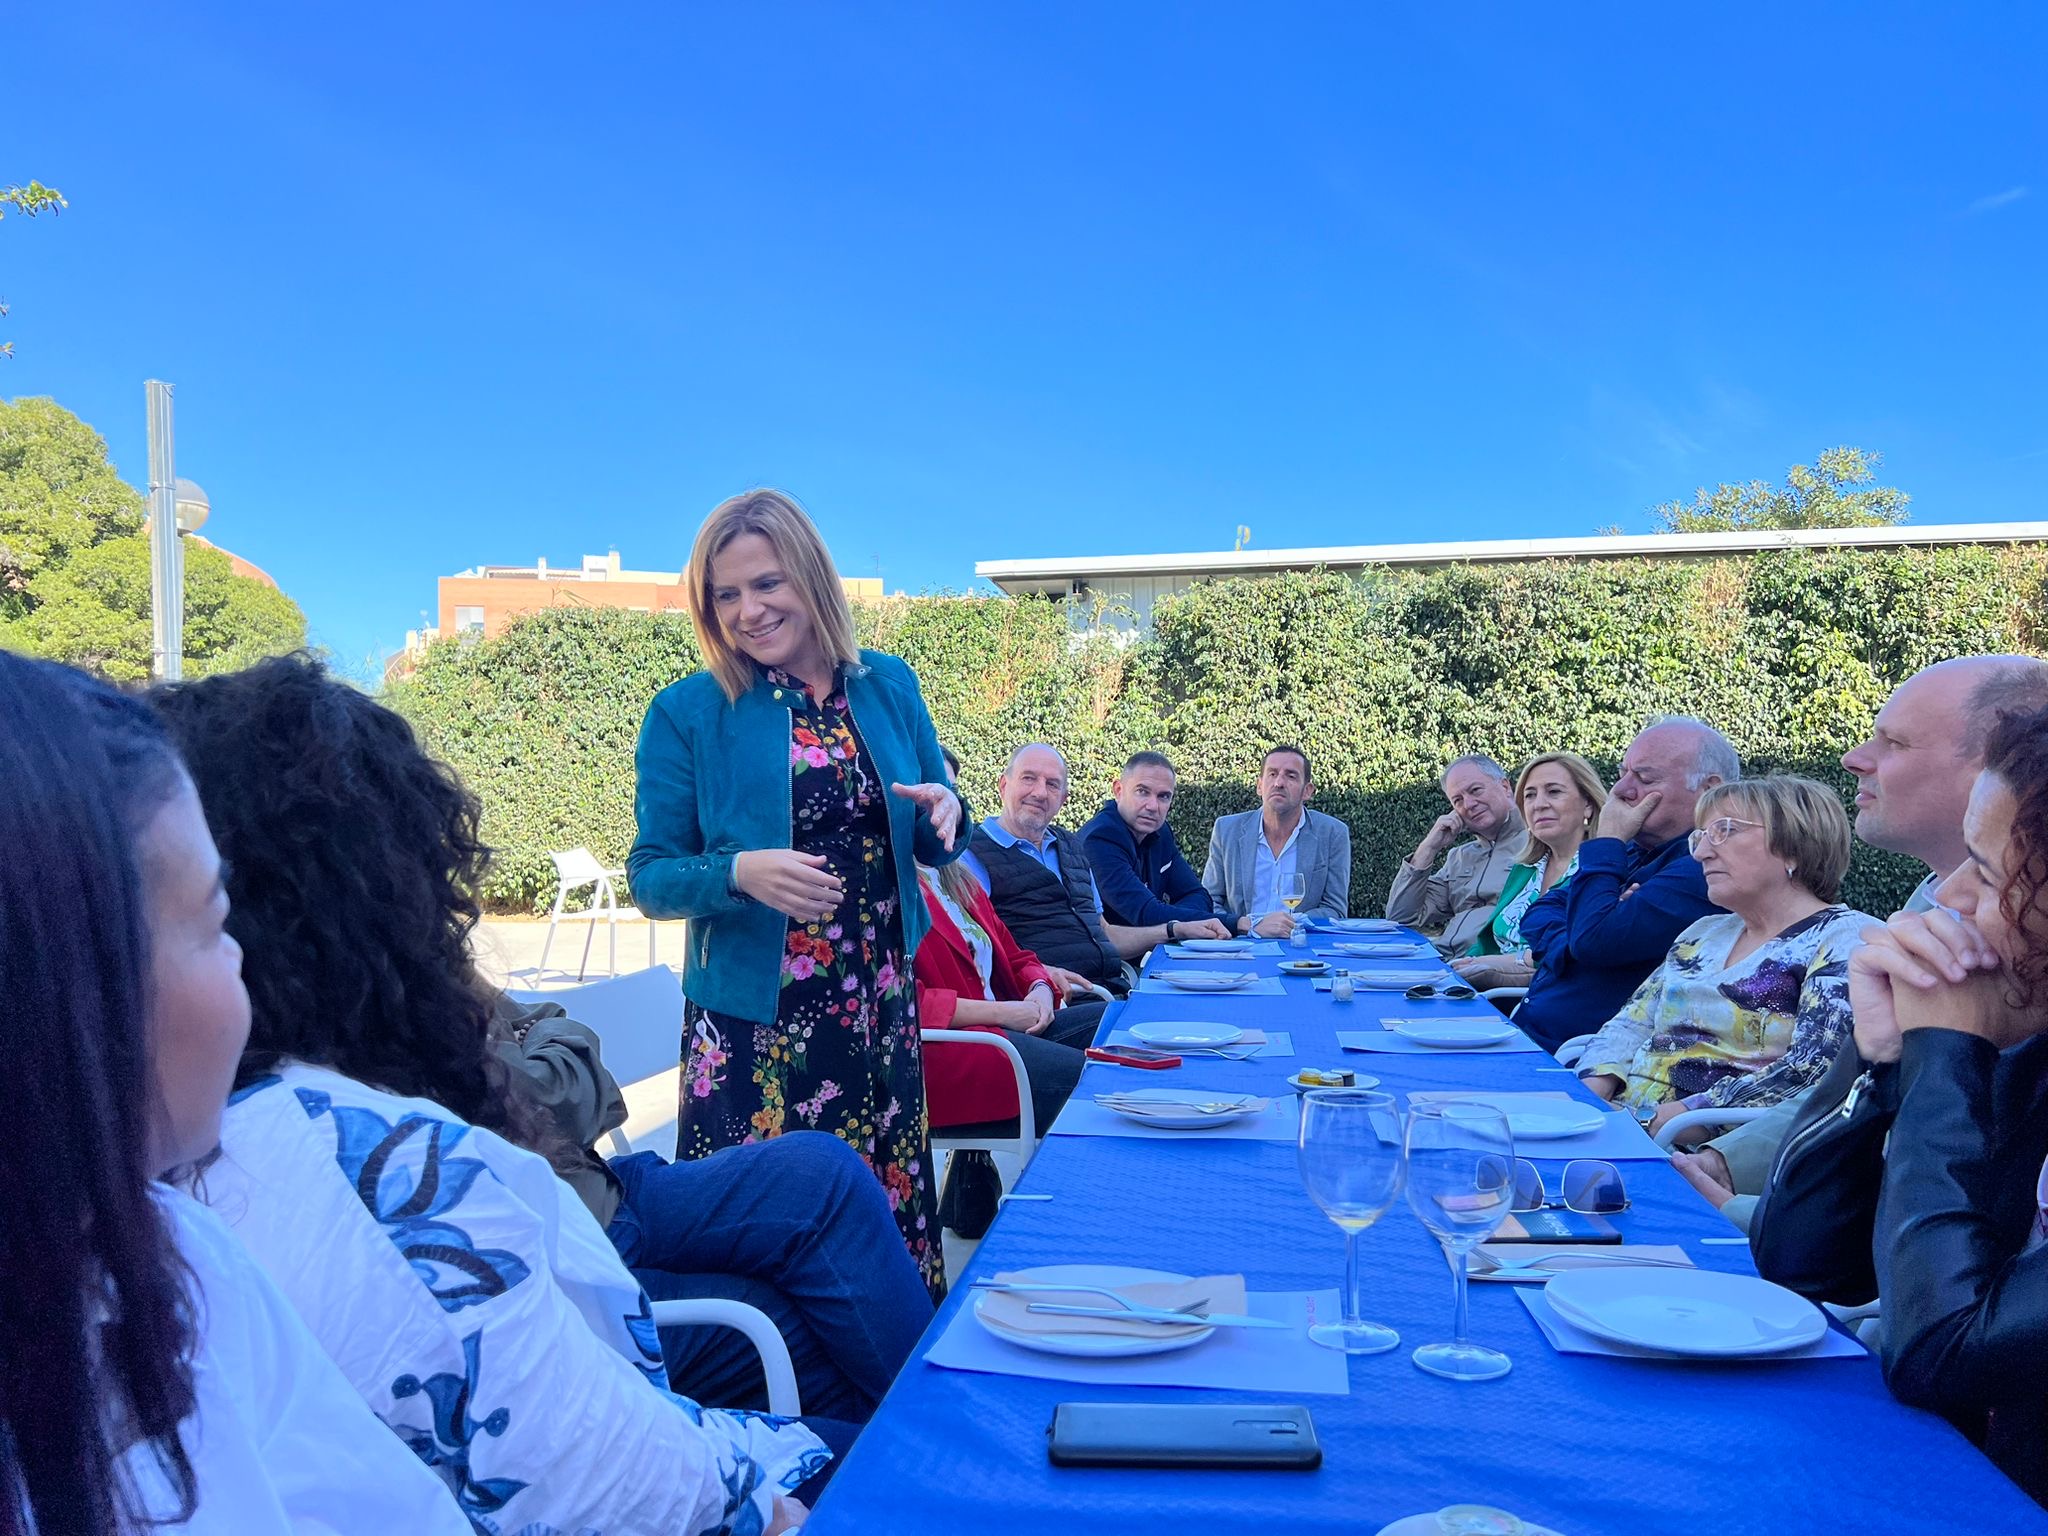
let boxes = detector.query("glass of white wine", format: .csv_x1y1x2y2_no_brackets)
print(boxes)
1404,1102,1515,1381
1279,871,1309,945
1296,1089,1405,1353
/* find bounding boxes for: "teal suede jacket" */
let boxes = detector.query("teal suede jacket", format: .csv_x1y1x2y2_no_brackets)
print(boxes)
627,649,966,1025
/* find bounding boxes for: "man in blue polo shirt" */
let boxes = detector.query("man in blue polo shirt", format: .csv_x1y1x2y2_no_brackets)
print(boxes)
1079,751,1236,933
1513,716,1737,1053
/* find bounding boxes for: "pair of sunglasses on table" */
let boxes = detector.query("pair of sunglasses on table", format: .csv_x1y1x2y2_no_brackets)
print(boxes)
1504,1158,1631,1215
1404,980,1479,1001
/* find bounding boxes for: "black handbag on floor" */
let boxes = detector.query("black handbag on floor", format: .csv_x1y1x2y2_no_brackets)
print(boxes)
937,1149,1002,1239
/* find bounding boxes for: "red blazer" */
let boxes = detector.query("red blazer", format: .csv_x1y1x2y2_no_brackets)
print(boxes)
916,873,1057,1128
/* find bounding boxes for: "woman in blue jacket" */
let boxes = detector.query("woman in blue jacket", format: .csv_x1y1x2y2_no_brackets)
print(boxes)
629,489,964,1297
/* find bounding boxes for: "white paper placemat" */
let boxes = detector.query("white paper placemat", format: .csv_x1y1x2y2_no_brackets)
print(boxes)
924,1288,1351,1395
1138,975,1287,997
1050,1094,1303,1142
1517,1286,1865,1362
1336,1028,1544,1055
1105,1028,1295,1060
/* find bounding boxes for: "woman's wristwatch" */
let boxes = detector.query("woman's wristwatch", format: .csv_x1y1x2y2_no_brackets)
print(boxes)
1166,920,1179,942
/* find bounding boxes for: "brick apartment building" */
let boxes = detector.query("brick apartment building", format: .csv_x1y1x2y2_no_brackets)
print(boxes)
391,552,884,675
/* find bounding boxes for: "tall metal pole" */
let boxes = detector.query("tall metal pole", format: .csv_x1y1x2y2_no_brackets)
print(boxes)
145,380,181,680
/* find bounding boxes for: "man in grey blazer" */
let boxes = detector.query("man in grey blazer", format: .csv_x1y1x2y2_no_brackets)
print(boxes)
1201,745,1352,934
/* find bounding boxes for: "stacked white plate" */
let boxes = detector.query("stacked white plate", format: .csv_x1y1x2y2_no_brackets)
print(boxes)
1157,971,1257,993
1543,1268,1828,1357
1128,1021,1244,1049
1384,1019,1519,1048
1093,1089,1267,1129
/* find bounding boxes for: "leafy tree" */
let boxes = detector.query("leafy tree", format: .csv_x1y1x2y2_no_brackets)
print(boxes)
1,180,67,360
1,397,145,612
0,396,307,678
1652,447,1910,533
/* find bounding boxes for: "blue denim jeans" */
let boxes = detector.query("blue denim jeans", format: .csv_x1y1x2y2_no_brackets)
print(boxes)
606,1131,936,1425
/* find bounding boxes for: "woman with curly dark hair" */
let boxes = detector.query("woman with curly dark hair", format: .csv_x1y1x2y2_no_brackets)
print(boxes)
0,651,467,1535
1755,700,2048,1506
153,656,834,1536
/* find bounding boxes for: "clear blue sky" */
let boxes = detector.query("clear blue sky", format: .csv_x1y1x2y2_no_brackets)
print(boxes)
7,3,2044,674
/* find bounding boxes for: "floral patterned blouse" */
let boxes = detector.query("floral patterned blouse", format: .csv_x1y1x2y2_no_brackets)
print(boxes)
1578,905,1876,1111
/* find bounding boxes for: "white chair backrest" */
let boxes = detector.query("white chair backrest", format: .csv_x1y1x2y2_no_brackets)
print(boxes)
505,966,683,1088
550,848,610,885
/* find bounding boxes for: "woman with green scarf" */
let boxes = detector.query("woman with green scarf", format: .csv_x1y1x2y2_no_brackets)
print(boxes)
1453,752,1608,992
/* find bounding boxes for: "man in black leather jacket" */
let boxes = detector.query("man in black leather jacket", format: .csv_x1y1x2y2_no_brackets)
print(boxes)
1753,702,2048,1505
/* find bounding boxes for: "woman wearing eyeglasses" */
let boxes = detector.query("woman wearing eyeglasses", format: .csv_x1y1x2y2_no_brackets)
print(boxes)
1574,776,1877,1138
1752,703,2048,1506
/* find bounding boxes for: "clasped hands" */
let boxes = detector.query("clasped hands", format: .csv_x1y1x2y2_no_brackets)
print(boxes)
732,779,962,924
1847,906,2034,1063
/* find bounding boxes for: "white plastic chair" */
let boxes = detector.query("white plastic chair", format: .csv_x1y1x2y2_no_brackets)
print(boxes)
1652,1106,1769,1150
1482,986,1527,1016
647,1298,801,1416
923,1027,1039,1178
538,848,657,981
506,966,683,1158
1553,1033,1596,1067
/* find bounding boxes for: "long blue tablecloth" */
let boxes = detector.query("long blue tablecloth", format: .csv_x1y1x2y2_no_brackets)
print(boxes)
806,933,2048,1534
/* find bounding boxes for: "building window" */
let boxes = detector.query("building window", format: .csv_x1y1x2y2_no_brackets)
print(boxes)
454,606,485,632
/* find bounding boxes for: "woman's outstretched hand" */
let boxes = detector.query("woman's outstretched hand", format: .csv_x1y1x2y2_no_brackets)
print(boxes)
892,781,962,850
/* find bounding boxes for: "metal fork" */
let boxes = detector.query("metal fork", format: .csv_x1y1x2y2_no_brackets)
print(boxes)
968,1280,1208,1314
1094,1095,1254,1116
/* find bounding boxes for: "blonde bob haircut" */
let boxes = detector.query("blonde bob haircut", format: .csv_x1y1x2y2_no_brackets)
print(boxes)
1695,776,1853,904
1513,752,1609,866
687,489,861,703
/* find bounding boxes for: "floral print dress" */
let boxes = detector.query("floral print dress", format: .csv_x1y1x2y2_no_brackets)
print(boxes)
679,665,944,1300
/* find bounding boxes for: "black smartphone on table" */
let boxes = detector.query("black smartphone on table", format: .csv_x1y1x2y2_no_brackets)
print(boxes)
1047,1403,1323,1470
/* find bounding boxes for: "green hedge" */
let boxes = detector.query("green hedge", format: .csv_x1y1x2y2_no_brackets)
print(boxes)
388,545,2048,917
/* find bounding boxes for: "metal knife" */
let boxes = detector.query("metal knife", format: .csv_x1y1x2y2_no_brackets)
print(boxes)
1024,1302,1293,1330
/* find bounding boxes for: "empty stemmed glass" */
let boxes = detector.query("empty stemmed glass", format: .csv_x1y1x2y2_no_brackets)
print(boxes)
1404,1102,1515,1381
1296,1089,1405,1353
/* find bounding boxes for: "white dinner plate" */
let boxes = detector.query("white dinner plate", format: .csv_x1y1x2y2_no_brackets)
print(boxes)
1385,1019,1520,1048
1158,971,1257,993
1376,1517,1565,1536
972,1264,1217,1358
1174,938,1253,954
1330,942,1434,959
1543,1268,1828,1357
1094,1089,1266,1129
1278,959,1330,975
1324,918,1402,934
1503,1105,1607,1140
1349,970,1441,990
1128,1020,1246,1048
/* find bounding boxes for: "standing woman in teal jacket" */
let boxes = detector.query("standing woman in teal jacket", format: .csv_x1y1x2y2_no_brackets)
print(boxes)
629,490,965,1299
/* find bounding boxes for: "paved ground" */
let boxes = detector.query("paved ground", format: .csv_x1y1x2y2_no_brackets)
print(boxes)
475,916,991,1280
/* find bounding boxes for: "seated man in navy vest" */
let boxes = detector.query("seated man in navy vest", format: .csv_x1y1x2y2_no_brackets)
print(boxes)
961,744,1228,995
1079,751,1237,935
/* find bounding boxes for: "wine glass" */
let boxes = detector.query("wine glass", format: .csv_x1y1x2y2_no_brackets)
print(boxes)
1296,1089,1405,1353
1279,871,1309,945
1404,1102,1515,1381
